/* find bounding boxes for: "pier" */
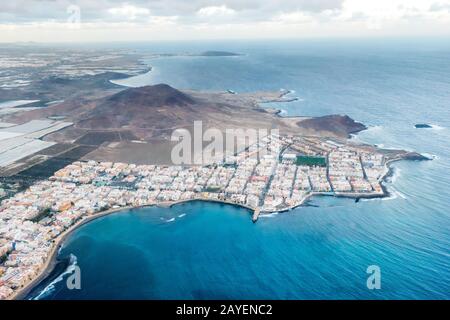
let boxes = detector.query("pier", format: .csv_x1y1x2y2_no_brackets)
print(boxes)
252,208,261,223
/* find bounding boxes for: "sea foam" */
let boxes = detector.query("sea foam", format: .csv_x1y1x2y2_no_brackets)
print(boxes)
33,254,78,300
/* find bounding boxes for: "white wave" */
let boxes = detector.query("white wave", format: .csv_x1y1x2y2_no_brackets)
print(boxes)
361,192,397,202
383,188,407,201
422,153,438,160
430,124,445,130
259,212,280,218
361,197,383,202
395,190,407,200
178,213,186,218
361,185,407,202
386,167,401,184
380,192,398,201
285,89,304,101
366,125,383,132
278,109,288,116
355,128,407,150
392,168,401,183
166,217,175,222
361,191,397,202
349,125,383,142
33,254,78,300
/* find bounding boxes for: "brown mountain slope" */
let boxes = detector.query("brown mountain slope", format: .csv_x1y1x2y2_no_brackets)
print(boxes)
297,115,367,137
2,84,367,142
76,84,200,130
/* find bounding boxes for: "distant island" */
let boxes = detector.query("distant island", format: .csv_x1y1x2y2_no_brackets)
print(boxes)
415,123,433,129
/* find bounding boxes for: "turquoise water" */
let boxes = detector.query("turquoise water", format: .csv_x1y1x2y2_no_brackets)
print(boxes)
29,39,450,300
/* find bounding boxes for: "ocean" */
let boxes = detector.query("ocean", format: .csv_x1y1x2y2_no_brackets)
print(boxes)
28,39,450,300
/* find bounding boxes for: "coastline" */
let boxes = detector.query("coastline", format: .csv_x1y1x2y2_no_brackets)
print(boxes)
9,206,135,300
10,154,417,300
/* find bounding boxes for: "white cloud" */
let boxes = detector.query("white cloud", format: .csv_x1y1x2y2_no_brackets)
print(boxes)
274,11,314,24
2,0,450,41
340,0,450,23
197,5,236,17
108,3,151,20
150,15,179,25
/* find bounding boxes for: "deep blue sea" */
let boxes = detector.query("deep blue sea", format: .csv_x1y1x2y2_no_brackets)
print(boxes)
29,39,450,300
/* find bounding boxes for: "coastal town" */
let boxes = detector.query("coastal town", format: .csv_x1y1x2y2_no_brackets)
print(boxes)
0,133,389,299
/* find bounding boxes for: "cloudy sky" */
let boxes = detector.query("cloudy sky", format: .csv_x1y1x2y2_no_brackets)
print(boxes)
1,0,450,42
